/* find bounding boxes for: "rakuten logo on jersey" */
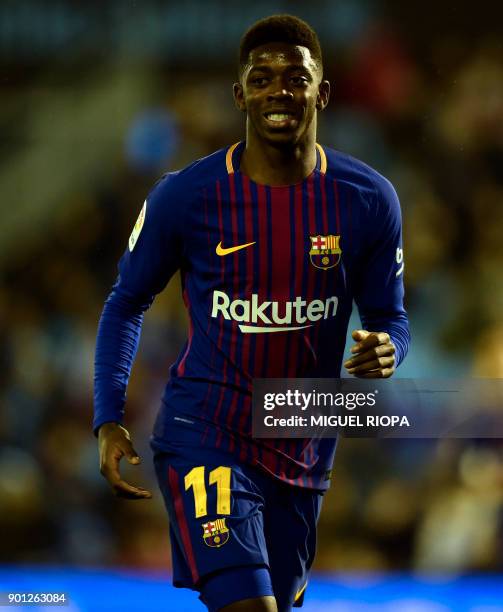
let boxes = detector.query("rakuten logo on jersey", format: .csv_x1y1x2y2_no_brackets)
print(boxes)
211,290,338,333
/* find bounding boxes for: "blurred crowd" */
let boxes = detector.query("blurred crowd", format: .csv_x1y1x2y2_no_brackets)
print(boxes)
1,0,502,577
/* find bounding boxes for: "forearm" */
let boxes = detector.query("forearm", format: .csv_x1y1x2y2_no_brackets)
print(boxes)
93,286,151,434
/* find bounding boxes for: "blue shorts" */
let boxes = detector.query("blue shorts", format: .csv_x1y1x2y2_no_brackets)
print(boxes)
153,446,323,611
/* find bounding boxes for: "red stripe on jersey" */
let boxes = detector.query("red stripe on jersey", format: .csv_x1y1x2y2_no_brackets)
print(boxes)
225,171,240,451
307,174,317,301
300,175,331,487
255,184,279,476
269,186,290,374
204,189,214,336
226,395,238,453
270,186,291,457
177,288,193,376
168,466,199,584
201,190,216,445
235,175,255,463
312,173,329,369
229,170,239,359
200,380,214,445
289,182,304,377
204,188,216,373
241,174,253,379
285,182,305,466
216,180,225,349
300,173,317,376
333,178,341,234
238,395,254,464
300,175,318,483
253,184,268,375
261,443,284,480
214,394,225,449
214,180,228,446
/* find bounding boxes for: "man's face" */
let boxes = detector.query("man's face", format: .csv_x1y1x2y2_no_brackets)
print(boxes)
234,43,330,147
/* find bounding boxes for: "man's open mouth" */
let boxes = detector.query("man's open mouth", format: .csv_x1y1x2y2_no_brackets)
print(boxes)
264,112,294,122
263,111,298,127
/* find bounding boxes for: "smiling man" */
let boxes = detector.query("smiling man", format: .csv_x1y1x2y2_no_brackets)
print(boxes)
94,14,410,612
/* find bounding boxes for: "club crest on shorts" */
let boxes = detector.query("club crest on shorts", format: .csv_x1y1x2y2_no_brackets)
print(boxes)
202,518,230,548
309,234,342,270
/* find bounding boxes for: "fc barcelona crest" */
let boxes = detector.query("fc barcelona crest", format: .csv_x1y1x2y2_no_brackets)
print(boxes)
202,518,230,548
309,234,342,270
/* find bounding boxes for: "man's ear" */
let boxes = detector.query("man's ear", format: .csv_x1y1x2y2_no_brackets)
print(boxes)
233,82,247,112
316,79,331,111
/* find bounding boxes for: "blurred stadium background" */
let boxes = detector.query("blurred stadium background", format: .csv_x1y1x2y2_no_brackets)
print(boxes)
1,0,502,610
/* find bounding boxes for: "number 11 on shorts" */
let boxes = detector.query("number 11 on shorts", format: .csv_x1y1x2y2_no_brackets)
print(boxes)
184,466,231,518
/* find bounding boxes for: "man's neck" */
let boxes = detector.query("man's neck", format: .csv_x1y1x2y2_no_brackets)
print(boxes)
240,133,317,186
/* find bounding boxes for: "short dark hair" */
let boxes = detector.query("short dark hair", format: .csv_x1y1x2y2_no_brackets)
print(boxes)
239,14,323,75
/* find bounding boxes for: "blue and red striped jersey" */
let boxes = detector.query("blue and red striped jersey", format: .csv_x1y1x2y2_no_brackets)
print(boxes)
94,142,410,489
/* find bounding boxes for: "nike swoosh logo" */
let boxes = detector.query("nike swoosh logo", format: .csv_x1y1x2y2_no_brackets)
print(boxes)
216,240,256,256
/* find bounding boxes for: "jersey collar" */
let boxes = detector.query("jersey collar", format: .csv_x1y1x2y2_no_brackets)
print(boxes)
226,141,326,176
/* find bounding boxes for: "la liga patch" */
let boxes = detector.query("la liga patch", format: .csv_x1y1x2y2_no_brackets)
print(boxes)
129,200,146,251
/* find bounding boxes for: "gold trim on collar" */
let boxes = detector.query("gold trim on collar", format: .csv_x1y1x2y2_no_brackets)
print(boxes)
316,143,327,174
225,142,240,174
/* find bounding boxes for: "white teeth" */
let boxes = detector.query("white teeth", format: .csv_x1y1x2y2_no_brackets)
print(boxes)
266,113,291,121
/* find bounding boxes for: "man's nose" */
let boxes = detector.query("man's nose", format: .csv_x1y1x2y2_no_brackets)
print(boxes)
267,88,294,102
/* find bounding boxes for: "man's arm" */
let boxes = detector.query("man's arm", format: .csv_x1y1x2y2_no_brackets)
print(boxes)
94,285,153,498
94,174,184,497
345,175,410,378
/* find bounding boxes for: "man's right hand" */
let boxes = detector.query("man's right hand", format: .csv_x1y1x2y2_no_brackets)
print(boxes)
98,422,153,499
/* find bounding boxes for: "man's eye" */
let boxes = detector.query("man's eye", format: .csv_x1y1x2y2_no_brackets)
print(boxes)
252,77,267,85
291,76,308,85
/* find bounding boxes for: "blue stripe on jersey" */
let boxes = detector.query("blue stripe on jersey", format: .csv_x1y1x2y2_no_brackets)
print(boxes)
260,186,272,379
285,184,296,376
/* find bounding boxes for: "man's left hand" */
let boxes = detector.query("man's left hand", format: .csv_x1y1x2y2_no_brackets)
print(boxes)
344,330,395,378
